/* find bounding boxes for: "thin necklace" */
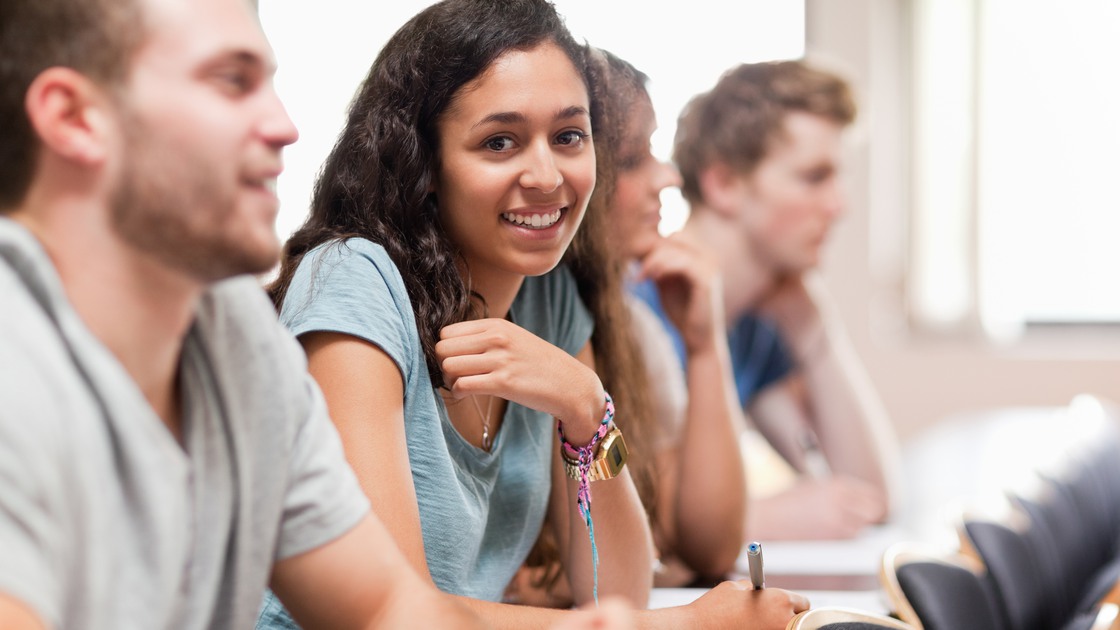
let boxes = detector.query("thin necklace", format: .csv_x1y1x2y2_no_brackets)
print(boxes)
471,394,495,451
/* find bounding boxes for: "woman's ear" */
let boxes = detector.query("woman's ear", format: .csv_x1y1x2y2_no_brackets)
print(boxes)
24,67,116,166
697,161,746,220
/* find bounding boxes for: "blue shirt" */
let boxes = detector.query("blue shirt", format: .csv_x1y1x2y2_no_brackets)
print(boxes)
630,279,793,405
257,238,593,628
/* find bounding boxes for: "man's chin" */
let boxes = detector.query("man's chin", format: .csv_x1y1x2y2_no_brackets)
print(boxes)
225,245,282,280
174,240,281,284
788,249,822,273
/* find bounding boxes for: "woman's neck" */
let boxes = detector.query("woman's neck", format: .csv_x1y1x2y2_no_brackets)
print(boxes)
457,262,526,321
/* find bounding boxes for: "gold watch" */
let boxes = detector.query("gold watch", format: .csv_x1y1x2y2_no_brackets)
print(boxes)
563,426,628,481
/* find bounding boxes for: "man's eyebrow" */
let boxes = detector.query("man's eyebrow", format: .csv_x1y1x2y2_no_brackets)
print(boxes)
206,49,276,75
470,105,590,131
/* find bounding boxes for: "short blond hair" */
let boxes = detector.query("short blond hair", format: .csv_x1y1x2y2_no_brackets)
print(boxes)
673,60,856,205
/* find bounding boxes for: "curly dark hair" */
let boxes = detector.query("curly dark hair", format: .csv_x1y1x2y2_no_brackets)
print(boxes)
268,0,593,390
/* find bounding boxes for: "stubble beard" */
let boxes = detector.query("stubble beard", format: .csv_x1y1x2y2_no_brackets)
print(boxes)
109,116,280,284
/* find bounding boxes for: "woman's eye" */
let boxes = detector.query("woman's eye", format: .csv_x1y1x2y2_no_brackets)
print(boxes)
556,130,587,146
485,136,515,151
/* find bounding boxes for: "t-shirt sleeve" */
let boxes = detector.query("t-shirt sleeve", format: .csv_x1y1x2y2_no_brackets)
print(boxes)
268,242,404,559
0,351,68,627
275,374,371,560
278,239,416,379
211,278,375,563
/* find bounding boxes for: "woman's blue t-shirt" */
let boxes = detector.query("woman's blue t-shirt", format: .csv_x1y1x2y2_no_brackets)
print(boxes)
257,237,592,629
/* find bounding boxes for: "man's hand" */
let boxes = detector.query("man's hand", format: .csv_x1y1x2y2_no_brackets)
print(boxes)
748,476,887,541
754,273,831,363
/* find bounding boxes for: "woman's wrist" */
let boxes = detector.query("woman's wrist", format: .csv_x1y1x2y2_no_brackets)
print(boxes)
558,392,627,483
558,389,613,451
558,378,609,445
683,328,730,364
678,298,725,356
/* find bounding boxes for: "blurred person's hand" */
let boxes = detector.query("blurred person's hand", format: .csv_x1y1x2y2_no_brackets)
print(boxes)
638,233,725,355
748,476,887,541
755,272,835,363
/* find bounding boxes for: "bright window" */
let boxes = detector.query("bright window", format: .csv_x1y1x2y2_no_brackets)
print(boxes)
911,0,1120,340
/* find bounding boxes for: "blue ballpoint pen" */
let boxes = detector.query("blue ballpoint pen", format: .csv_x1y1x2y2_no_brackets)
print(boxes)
747,541,765,589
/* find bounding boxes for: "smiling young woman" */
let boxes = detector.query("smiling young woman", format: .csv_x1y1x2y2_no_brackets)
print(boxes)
256,2,808,629
256,0,653,627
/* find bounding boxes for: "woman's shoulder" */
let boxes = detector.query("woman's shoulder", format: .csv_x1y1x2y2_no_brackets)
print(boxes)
304,237,394,269
280,237,412,328
291,238,405,292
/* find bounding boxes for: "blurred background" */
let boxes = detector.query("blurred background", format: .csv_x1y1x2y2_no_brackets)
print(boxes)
259,0,1120,440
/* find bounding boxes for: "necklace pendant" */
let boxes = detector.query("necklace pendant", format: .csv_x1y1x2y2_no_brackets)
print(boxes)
472,394,496,452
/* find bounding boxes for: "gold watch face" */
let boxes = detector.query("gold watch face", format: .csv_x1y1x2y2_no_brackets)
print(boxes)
563,427,629,481
598,428,628,478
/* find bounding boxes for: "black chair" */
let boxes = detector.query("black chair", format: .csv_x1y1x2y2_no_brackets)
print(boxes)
959,515,1049,630
1074,557,1120,618
880,543,1004,630
960,513,1120,630
1013,483,1101,625
1038,395,1120,561
785,607,913,630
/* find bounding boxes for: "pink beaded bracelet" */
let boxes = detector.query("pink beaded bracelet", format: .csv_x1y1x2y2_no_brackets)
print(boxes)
558,391,614,462
556,391,615,604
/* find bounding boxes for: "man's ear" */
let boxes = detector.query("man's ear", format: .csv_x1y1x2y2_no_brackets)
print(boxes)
697,161,745,219
24,67,115,166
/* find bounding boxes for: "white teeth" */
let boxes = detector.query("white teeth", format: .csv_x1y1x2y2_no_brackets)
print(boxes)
501,209,563,229
264,179,277,194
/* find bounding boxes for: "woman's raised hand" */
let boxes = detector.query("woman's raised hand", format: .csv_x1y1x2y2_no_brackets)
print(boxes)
437,318,604,440
638,233,725,355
